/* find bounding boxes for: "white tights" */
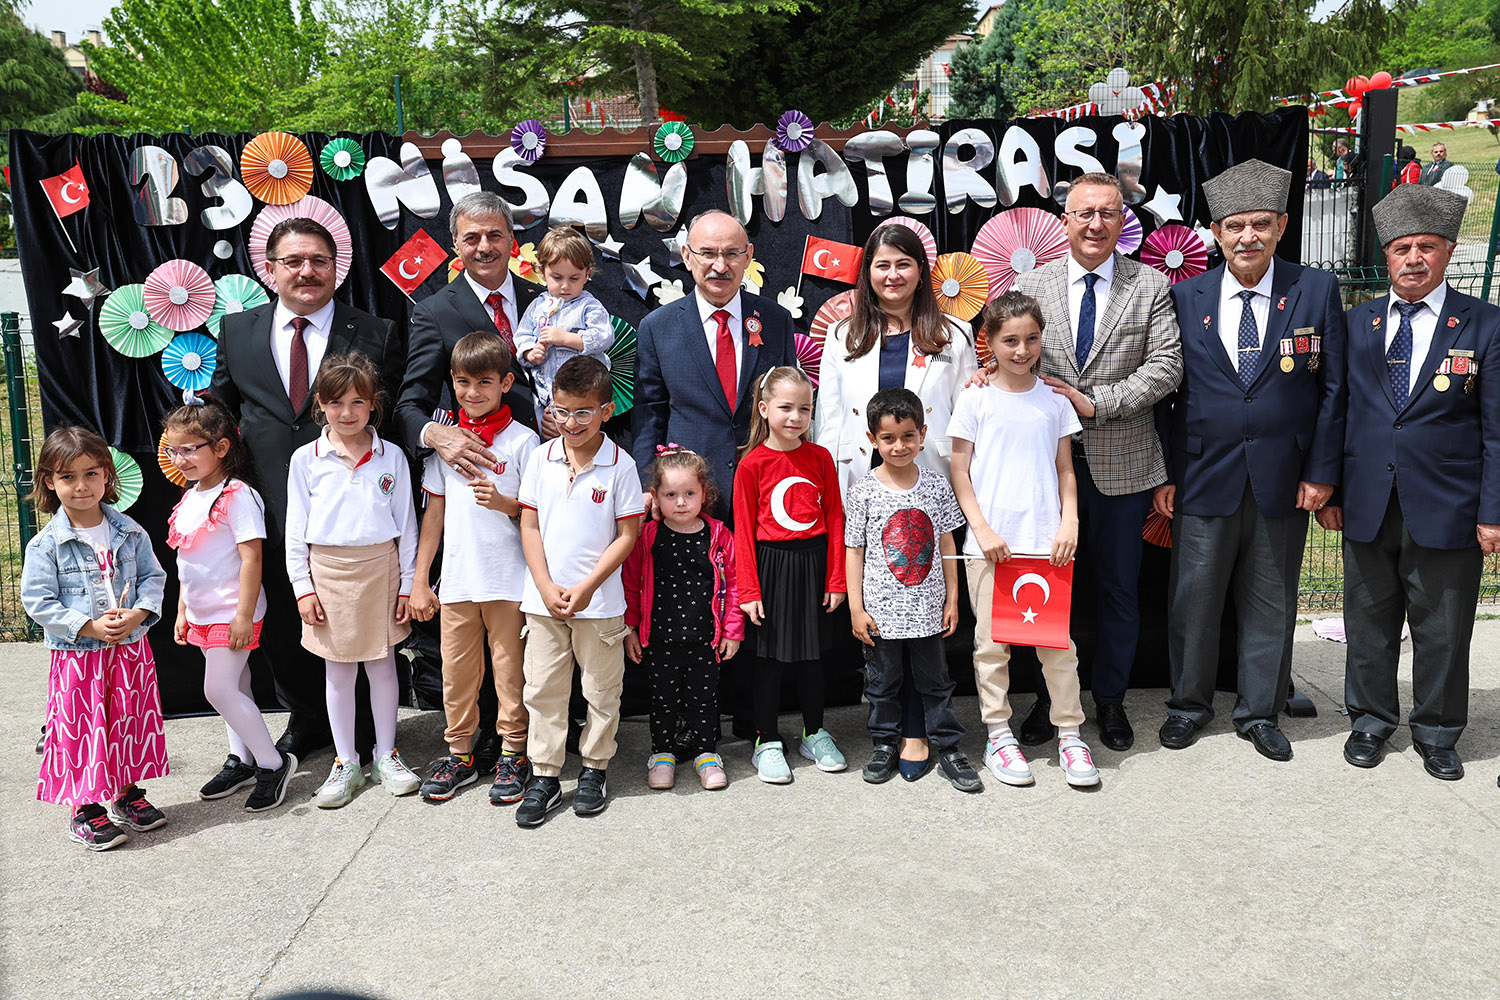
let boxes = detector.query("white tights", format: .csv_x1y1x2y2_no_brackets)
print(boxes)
325,652,399,765
202,647,281,770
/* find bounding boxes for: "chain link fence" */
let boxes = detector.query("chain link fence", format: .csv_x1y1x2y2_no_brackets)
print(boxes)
0,313,42,639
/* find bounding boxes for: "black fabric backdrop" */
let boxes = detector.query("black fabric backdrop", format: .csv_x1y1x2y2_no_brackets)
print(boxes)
8,109,1305,716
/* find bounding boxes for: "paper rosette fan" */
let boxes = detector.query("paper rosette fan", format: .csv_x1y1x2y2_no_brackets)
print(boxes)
206,274,270,337
143,259,216,331
320,138,366,181
109,448,143,512
240,132,315,205
607,316,638,415
874,216,938,267
98,284,174,358
1140,224,1209,284
161,332,218,392
930,253,990,322
776,109,814,153
1117,206,1144,257
653,122,694,163
794,333,822,388
1143,508,1172,548
511,120,547,163
249,196,353,291
157,431,186,488
970,207,1068,299
808,290,856,345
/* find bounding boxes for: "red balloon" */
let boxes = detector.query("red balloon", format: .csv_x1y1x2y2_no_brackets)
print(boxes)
1350,99,1363,117
1346,76,1361,96
1370,71,1393,90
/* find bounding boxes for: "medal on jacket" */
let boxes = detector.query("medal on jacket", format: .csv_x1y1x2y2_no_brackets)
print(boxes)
1434,359,1451,392
1279,338,1295,373
1308,335,1322,373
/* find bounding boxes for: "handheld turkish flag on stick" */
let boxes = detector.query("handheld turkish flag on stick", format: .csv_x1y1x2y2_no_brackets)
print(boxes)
800,236,863,285
990,556,1074,650
39,162,90,254
380,229,447,300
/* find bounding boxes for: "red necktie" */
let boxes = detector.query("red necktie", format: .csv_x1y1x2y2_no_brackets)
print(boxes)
713,309,737,409
288,316,309,413
487,291,515,352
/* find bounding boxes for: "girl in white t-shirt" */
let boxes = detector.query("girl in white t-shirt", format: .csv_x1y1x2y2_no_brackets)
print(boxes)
949,293,1099,790
164,392,295,812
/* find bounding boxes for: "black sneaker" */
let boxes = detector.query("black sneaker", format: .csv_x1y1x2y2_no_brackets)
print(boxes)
490,752,531,804
573,766,608,816
200,754,258,800
106,786,167,831
67,804,128,851
862,744,900,784
515,776,562,827
420,754,478,802
939,750,983,793
35,725,46,754
245,752,297,812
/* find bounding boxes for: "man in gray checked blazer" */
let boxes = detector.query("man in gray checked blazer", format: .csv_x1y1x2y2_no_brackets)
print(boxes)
1014,171,1183,751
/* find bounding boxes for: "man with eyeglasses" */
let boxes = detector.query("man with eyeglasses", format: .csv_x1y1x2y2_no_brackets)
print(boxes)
1012,171,1182,752
1153,160,1346,762
213,216,405,760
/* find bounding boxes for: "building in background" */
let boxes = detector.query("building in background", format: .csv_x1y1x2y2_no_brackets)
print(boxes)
47,30,103,77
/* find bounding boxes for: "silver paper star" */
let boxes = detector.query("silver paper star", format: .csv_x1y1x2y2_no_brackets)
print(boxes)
623,256,664,300
593,234,625,260
62,267,109,306
54,312,85,339
661,227,690,267
1140,186,1183,225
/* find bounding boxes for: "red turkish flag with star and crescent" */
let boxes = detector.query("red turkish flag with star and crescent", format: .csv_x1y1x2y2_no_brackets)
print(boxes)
990,556,1074,650
380,229,448,296
40,162,91,219
800,236,863,284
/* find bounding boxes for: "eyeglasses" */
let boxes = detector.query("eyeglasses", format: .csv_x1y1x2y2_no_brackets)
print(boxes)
1219,218,1279,236
686,246,749,263
268,255,335,272
163,442,210,459
548,405,602,425
1064,209,1123,224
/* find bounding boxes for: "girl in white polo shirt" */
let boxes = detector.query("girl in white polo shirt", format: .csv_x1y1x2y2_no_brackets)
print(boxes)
285,352,420,808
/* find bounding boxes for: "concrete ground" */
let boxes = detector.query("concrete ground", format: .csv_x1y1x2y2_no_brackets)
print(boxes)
1,622,1497,1000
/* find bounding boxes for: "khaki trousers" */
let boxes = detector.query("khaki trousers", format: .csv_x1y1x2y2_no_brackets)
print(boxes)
522,613,629,776
440,599,528,755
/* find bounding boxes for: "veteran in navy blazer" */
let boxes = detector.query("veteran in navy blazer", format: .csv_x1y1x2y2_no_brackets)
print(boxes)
1318,185,1500,782
1154,161,1347,762
632,210,797,520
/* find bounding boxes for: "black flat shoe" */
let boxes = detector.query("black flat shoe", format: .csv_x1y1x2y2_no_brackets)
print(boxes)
1158,715,1200,750
1095,703,1134,751
1018,696,1053,746
1238,722,1292,761
1413,741,1464,781
1343,731,1386,768
275,727,332,760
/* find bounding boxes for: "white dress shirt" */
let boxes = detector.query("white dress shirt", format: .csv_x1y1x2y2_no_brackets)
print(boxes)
272,300,334,400
1384,283,1448,396
695,289,743,369
1066,254,1116,355
1216,259,1275,372
465,270,518,332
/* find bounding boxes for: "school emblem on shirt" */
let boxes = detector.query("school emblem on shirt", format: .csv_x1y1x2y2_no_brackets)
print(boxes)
591,486,607,504
882,508,935,586
494,460,507,476
379,473,396,496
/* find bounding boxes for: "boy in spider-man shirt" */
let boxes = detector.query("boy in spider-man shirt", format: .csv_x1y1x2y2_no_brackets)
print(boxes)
844,387,980,792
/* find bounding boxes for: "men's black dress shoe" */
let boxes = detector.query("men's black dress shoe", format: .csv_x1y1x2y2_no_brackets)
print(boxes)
1413,741,1464,781
472,731,504,774
275,726,332,760
730,719,758,742
1343,731,1386,768
1018,696,1053,746
1158,715,1200,750
1095,703,1134,751
1238,722,1292,761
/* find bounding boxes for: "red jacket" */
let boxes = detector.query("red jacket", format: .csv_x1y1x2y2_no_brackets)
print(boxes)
623,515,746,656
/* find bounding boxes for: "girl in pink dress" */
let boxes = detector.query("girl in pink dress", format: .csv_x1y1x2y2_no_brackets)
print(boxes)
21,427,169,851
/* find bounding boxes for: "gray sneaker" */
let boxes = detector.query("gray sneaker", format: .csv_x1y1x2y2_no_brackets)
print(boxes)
372,749,421,796
313,758,366,808
983,734,1034,786
1058,736,1101,787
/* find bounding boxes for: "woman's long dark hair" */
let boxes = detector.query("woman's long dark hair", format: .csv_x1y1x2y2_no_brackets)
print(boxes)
842,224,951,362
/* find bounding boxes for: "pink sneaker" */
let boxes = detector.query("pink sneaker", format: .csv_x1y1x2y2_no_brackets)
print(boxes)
647,753,676,790
694,752,728,790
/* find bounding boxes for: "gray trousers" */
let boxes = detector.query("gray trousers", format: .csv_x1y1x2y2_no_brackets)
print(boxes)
1166,485,1307,731
1343,491,1479,748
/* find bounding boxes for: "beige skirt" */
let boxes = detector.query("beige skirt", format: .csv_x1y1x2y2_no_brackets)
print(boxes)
302,541,410,662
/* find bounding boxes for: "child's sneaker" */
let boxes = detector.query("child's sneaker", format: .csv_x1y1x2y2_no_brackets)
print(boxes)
373,749,421,796
245,752,297,812
694,752,728,790
984,734,1035,786
490,752,531,804
647,753,676,790
35,725,46,754
199,754,257,799
420,754,477,801
938,749,983,792
105,786,167,831
67,804,128,851
752,739,792,784
798,728,847,772
1059,736,1101,787
515,776,562,827
574,767,608,815
862,744,899,784
313,757,366,808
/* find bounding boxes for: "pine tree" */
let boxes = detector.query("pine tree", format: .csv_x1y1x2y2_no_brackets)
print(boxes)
0,8,83,130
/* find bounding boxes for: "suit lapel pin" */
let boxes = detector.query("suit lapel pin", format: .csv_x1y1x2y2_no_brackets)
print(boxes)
1276,296,1287,311
1202,315,1211,328
1448,316,1459,328
1372,316,1381,328
746,312,763,347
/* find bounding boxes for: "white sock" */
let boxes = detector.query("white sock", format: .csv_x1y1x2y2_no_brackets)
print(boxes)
987,723,1014,743
1058,726,1081,740
325,660,360,764
202,647,281,770
365,651,399,762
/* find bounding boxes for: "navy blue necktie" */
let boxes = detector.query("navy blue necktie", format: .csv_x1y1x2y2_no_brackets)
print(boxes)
1388,300,1421,408
1236,290,1259,390
1077,272,1099,369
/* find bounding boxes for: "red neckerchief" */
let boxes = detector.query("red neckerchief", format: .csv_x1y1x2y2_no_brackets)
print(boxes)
455,405,512,446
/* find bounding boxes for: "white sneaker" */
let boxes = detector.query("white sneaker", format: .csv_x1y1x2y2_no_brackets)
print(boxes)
752,740,792,784
313,757,366,808
1058,736,1100,787
984,734,1034,786
372,749,421,796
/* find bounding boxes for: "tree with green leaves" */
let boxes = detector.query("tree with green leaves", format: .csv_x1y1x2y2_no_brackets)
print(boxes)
0,5,83,129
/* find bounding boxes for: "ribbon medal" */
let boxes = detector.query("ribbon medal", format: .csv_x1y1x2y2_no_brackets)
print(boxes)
1279,337,1295,373
1434,359,1451,393
746,313,763,347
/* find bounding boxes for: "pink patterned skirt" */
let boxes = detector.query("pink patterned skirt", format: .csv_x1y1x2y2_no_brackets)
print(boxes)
37,637,169,806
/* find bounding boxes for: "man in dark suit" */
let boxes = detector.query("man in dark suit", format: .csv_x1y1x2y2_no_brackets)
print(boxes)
1318,184,1500,781
212,217,405,758
1419,143,1453,186
1154,160,1347,761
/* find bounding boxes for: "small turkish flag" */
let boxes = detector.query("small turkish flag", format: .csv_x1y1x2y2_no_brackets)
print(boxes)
990,557,1074,650
380,229,447,296
800,236,863,285
40,162,90,219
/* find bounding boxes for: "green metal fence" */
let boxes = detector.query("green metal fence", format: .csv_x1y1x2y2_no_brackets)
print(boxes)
0,312,42,639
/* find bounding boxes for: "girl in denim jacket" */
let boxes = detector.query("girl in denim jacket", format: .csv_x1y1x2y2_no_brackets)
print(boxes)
21,427,167,851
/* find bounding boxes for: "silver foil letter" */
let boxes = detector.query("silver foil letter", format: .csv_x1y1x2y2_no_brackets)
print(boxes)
796,138,858,221
491,148,550,231
996,125,1049,206
363,141,441,229
129,145,188,226
549,166,608,241
183,145,253,230
441,137,482,202
1113,121,1147,204
897,129,939,215
620,153,686,231
941,127,997,214
725,140,788,225
842,131,906,217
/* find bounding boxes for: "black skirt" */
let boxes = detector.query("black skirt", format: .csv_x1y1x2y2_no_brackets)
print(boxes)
754,537,832,662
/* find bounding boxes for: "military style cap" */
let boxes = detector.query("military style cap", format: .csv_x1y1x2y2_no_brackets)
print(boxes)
1202,159,1293,222
1372,184,1466,245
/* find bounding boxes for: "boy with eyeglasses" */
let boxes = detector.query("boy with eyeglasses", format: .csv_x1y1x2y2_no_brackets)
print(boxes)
514,356,644,825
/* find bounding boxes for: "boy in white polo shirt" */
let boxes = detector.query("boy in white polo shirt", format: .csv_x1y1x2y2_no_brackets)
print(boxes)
410,332,540,804
515,355,643,826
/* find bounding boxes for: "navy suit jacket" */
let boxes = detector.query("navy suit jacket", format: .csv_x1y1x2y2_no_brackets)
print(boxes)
1340,285,1500,549
1159,261,1347,518
632,290,797,504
